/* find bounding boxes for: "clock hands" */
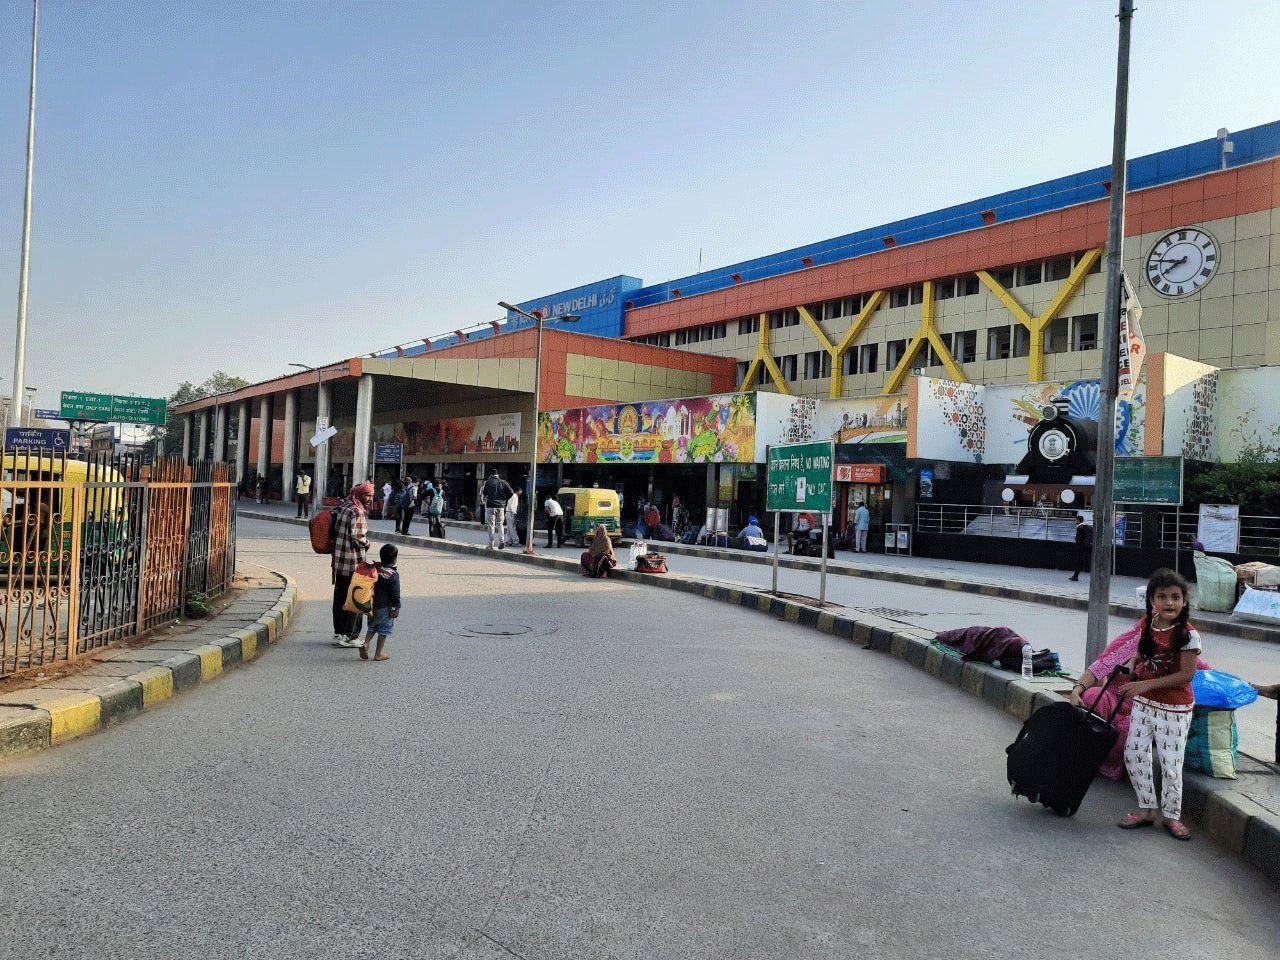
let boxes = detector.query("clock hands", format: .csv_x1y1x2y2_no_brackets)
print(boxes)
1158,256,1188,267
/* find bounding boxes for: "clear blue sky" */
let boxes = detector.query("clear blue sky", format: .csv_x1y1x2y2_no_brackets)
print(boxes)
0,0,1277,404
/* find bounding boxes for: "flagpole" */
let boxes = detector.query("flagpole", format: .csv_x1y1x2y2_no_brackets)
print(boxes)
1085,0,1134,665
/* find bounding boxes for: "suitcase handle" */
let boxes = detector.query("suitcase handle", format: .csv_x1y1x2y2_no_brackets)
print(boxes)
1081,666,1131,726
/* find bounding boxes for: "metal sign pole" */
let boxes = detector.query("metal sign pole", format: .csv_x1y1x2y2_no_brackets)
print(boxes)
819,512,829,606
772,511,780,595
1085,0,1134,666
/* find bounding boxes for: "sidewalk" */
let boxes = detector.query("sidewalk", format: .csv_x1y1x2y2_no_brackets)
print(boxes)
0,567,297,758
251,500,1276,644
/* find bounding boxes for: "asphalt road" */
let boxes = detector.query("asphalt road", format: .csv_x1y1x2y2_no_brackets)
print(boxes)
0,518,1276,960
404,515,1280,761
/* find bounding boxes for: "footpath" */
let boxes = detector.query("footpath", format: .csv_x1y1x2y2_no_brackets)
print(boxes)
0,567,297,758
246,503,1280,888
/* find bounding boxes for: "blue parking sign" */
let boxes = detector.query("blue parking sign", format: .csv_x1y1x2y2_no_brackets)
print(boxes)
5,427,71,451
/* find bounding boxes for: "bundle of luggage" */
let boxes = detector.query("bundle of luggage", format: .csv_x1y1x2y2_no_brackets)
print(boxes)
636,552,668,574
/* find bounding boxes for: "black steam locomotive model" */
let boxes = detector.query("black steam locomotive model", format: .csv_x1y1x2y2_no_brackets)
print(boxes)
1014,396,1097,485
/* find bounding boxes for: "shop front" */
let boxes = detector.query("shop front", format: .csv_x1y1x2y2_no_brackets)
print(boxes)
833,445,909,552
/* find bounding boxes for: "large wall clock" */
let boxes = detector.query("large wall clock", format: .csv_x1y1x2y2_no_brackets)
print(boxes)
1145,227,1218,297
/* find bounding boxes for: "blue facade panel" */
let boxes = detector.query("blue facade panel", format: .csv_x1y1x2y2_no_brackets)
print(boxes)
629,120,1280,311
507,275,643,339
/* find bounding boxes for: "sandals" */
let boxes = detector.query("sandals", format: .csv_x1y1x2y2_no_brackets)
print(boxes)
1117,813,1155,830
1164,820,1192,841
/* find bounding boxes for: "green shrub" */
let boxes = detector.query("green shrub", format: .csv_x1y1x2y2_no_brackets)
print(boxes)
184,591,214,619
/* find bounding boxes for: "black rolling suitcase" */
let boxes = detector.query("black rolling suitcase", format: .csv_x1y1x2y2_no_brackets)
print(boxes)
1006,668,1128,816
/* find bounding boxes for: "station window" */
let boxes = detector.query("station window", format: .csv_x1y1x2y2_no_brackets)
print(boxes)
959,276,980,296
1082,252,1102,274
993,268,1015,289
736,361,749,384
954,330,977,364
860,343,879,373
988,325,1012,360
843,349,859,376
935,278,955,300
803,351,831,379
890,288,911,308
659,333,671,347
1047,256,1072,282
1016,262,1043,286
1044,316,1070,354
738,316,759,336
908,284,924,305
757,365,771,387
713,323,727,339
822,298,848,321
1073,313,1099,351
780,354,798,380
886,339,908,369
1012,325,1031,358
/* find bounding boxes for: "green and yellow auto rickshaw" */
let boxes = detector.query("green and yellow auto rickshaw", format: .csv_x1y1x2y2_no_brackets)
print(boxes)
557,487,622,548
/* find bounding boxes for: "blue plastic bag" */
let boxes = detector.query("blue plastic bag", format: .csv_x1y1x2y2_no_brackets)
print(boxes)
1192,670,1259,710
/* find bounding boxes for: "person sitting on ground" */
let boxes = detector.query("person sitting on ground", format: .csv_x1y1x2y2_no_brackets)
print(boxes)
648,522,676,542
359,543,401,662
580,524,617,578
739,516,764,540
789,512,815,553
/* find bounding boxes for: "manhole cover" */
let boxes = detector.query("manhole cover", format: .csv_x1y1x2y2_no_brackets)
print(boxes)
453,621,533,638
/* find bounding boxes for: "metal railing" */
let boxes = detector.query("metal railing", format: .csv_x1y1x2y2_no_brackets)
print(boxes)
915,502,1144,545
0,450,238,679
1157,510,1280,559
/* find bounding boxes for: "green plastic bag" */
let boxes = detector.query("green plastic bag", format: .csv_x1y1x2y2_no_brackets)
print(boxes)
1184,706,1238,779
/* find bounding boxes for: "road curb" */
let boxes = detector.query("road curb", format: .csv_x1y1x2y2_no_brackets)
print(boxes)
0,571,298,761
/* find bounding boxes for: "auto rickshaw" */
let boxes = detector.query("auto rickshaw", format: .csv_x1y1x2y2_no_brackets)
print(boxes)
557,487,621,547
0,454,128,578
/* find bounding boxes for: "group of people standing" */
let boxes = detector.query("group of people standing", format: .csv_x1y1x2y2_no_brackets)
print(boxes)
480,469,524,549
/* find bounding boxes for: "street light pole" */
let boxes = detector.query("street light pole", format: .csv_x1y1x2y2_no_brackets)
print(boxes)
1085,0,1135,666
498,302,578,555
290,362,326,515
9,0,39,432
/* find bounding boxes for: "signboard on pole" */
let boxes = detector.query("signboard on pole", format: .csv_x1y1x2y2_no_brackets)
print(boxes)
1198,504,1240,554
1113,455,1183,505
375,442,403,465
766,441,834,512
5,427,70,451
34,408,63,422
60,391,167,426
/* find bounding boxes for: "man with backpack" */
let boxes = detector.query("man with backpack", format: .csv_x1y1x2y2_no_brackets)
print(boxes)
480,469,514,550
398,476,418,535
331,481,373,645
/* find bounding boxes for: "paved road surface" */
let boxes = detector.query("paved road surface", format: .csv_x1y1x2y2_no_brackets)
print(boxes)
0,518,1275,960
385,515,1280,761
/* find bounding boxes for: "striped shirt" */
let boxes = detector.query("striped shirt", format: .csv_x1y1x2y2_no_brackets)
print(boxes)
331,498,369,577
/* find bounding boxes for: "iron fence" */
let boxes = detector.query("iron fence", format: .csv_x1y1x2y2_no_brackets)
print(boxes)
0,451,238,679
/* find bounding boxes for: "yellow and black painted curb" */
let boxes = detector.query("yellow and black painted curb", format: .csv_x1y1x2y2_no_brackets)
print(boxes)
0,571,298,760
247,509,1280,889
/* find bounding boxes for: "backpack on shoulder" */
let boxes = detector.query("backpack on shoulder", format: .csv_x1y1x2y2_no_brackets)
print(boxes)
308,508,337,554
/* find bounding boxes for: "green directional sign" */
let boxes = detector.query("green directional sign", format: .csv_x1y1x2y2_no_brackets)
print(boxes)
766,440,835,512
60,391,114,421
60,391,168,426
1114,455,1183,505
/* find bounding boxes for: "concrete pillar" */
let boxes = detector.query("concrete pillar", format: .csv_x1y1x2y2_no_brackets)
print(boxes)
195,412,209,461
281,390,298,504
352,374,375,482
213,405,227,462
314,382,332,506
256,396,271,487
234,401,249,484
181,416,193,463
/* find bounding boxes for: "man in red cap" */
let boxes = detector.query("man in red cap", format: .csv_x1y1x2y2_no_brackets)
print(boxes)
332,481,373,645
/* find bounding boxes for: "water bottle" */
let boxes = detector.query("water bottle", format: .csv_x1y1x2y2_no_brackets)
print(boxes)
1021,644,1034,681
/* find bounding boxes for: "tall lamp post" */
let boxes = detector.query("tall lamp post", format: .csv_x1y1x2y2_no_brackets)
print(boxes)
497,302,578,554
9,0,39,431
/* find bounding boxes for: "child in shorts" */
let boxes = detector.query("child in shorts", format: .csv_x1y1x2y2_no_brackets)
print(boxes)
361,544,401,662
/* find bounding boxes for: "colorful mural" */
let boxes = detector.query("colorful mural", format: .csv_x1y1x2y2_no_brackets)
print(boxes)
915,379,985,462
986,377,1146,465
538,393,756,464
347,413,524,457
819,396,909,445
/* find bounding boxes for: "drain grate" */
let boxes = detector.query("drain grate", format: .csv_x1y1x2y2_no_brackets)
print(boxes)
857,607,926,619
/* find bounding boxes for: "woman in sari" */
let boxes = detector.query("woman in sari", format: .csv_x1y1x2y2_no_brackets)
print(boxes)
580,525,617,578
1069,619,1209,780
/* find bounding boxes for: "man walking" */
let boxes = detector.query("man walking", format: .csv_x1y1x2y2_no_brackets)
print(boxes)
505,488,522,546
1068,512,1093,582
544,491,565,548
398,476,418,535
332,481,373,646
853,500,871,553
295,469,313,518
481,469,514,550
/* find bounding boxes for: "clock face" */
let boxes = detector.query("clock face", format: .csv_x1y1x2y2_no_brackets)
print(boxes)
1145,227,1218,297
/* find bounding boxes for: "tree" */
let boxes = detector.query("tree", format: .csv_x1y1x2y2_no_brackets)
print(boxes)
149,371,250,453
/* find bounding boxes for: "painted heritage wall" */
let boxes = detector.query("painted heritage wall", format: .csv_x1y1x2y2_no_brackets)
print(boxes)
1159,355,1219,462
1217,367,1280,462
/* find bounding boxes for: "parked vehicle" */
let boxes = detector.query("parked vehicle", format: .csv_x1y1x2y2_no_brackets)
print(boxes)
557,487,621,547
